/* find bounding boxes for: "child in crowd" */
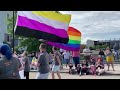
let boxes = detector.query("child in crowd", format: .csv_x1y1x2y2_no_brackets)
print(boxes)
96,55,105,75
69,59,77,74
69,63,73,74
89,55,97,75
31,57,37,70
80,60,89,75
76,64,81,75
90,55,96,65
89,64,96,75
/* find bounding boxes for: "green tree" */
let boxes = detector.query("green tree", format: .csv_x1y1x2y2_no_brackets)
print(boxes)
7,12,17,37
89,46,95,50
7,11,55,53
6,12,41,53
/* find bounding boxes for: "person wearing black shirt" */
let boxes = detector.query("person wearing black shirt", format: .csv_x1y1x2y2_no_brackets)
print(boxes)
99,49,105,61
80,61,89,75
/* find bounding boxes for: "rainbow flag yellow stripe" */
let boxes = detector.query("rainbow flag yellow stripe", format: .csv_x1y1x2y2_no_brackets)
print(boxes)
46,27,81,51
69,35,81,41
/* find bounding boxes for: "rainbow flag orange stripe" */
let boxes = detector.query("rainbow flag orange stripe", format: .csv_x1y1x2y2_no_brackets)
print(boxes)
47,27,81,51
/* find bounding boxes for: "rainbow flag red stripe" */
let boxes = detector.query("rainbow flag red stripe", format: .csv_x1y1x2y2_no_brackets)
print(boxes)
47,27,81,51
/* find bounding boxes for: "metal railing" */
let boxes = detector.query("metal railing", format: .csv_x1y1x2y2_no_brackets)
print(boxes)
80,54,120,63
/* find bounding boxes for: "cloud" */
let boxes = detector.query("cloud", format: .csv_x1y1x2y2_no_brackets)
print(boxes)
60,11,120,44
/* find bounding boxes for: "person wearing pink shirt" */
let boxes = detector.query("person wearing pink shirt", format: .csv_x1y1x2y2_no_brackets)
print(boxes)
72,50,80,69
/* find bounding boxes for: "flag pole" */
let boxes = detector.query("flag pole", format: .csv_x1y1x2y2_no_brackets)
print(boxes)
13,11,14,53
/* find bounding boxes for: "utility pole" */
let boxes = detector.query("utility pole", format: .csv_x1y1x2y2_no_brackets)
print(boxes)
13,11,15,53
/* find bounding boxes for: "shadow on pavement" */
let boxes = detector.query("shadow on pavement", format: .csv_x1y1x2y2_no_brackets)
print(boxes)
60,69,120,76
103,72,120,76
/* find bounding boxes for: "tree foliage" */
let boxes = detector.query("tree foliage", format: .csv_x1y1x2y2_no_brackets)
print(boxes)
7,11,54,53
19,38,41,52
7,12,41,53
92,44,108,50
7,12,17,37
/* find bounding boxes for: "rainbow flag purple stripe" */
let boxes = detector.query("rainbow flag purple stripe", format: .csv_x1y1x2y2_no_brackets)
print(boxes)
46,27,81,51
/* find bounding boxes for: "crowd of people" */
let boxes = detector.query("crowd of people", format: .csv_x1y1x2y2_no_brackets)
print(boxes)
0,43,118,79
0,43,63,79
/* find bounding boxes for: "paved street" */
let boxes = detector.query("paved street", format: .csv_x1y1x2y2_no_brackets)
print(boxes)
29,64,120,79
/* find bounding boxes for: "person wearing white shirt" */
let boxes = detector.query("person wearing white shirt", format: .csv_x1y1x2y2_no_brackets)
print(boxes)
63,50,70,67
83,47,91,64
60,48,64,55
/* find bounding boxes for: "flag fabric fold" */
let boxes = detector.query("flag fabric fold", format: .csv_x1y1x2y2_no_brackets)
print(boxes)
46,27,81,51
14,11,71,44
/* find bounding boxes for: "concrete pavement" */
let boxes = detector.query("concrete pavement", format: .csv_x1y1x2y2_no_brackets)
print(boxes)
29,64,120,79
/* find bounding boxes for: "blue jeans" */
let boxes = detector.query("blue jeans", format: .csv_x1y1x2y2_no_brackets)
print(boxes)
73,57,80,68
64,59,70,64
115,51,119,60
101,55,105,61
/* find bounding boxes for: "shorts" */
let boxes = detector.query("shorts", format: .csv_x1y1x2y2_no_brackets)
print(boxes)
36,72,50,79
52,65,60,72
106,56,114,63
64,59,70,64
19,70,25,79
49,64,52,68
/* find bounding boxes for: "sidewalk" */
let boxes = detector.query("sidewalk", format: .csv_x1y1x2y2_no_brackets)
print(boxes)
60,64,120,74
29,64,120,79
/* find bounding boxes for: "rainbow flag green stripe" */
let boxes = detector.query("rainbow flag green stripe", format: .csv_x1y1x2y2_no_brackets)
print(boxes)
47,27,81,51
68,40,81,44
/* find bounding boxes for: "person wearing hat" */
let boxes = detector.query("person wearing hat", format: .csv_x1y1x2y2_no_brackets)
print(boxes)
0,44,22,79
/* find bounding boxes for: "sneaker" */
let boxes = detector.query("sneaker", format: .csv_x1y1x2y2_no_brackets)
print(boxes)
79,72,81,76
98,73,101,76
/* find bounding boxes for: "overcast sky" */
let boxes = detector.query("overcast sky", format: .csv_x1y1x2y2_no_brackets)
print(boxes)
60,11,120,44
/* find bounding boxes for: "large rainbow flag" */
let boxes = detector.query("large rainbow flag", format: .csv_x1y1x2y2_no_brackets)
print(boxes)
15,11,71,44
46,27,81,51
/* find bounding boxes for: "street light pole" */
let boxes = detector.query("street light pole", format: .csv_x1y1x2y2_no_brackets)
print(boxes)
13,11,14,53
